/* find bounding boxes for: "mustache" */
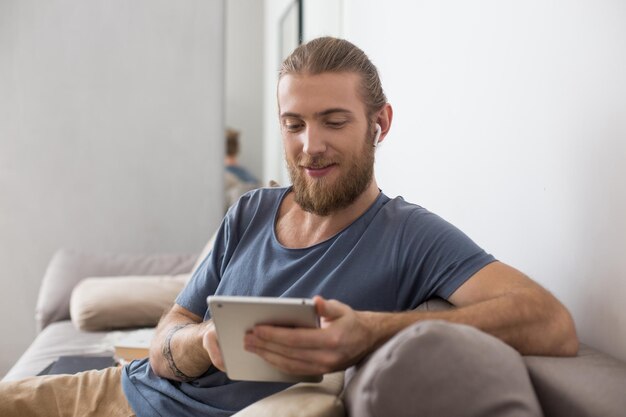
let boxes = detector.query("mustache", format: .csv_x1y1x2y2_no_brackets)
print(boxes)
296,156,337,169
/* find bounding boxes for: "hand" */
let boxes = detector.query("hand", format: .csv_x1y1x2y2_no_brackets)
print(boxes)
243,296,376,376
202,320,226,372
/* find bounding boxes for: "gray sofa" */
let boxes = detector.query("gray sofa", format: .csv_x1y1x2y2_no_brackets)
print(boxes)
4,248,626,417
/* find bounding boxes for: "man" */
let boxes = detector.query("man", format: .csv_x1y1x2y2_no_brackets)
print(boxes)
0,37,578,417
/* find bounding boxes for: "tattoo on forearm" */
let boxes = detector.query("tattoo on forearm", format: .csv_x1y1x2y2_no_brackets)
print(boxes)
162,323,195,382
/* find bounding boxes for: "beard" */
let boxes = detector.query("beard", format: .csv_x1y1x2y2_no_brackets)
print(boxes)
287,136,375,216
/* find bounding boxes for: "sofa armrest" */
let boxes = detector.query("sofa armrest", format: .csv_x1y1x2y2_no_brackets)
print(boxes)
524,344,626,417
35,248,198,332
233,372,344,417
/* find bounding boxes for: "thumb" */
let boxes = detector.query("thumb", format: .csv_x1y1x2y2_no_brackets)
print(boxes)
314,296,348,321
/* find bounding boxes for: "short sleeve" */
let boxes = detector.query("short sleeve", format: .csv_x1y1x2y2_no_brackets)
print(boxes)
175,217,230,318
395,209,496,309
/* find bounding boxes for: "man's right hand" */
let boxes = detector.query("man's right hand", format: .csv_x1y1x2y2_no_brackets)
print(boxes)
202,320,226,372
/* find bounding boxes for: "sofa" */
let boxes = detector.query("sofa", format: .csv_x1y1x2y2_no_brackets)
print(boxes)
3,243,626,417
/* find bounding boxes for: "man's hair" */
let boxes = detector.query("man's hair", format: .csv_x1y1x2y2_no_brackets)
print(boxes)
225,128,239,157
279,37,387,118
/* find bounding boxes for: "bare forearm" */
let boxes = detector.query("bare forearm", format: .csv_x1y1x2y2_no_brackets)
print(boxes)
452,288,578,356
149,312,213,381
362,289,578,357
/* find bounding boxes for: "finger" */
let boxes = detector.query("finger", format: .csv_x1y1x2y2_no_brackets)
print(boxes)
250,325,335,350
315,296,348,321
250,345,329,376
245,333,338,365
204,323,226,371
313,295,326,317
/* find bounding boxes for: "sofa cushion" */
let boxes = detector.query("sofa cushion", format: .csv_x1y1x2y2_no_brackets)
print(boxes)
67,227,219,332
2,321,126,382
36,249,197,331
70,274,188,331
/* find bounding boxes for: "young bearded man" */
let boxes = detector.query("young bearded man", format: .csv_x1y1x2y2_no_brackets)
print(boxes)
0,37,578,417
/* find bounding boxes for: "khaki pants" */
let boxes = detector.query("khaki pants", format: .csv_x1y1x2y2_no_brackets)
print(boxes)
0,366,135,417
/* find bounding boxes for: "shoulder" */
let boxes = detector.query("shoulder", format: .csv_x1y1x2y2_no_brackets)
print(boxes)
378,195,432,223
376,195,459,238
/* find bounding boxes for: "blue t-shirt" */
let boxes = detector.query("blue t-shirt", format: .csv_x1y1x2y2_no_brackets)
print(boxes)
122,187,496,417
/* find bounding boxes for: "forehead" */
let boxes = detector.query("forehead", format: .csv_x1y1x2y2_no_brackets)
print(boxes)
277,72,366,117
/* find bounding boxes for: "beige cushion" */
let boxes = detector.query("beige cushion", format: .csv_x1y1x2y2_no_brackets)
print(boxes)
68,226,220,332
70,274,188,331
233,372,345,417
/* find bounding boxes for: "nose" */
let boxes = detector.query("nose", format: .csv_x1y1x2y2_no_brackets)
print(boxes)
301,125,327,156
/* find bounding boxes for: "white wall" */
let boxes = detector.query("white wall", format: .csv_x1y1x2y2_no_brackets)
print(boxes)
226,0,264,181
343,1,626,361
303,0,343,40
263,0,293,185
263,0,343,186
0,0,224,376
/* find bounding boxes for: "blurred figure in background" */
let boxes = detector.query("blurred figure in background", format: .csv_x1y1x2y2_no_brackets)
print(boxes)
224,128,260,212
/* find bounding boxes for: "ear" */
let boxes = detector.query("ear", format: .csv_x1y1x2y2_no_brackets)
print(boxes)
375,104,393,145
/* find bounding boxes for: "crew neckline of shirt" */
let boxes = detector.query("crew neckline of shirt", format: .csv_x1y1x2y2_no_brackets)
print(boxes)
271,186,389,251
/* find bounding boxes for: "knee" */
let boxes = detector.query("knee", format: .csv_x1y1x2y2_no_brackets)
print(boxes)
344,320,542,417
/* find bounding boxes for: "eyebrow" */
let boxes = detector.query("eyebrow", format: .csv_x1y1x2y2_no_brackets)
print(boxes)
280,108,353,119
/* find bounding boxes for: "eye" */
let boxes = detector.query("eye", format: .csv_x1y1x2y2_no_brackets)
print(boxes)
282,119,304,132
284,123,303,132
325,120,347,129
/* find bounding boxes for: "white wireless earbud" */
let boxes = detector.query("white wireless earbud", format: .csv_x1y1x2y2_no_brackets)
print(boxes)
373,123,382,147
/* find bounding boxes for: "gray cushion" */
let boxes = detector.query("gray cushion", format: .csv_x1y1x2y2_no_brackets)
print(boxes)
344,320,542,417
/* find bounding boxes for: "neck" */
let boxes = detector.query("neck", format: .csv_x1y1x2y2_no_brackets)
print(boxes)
225,156,237,166
276,179,380,248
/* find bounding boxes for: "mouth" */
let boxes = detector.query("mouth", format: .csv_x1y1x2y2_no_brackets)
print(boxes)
302,163,337,178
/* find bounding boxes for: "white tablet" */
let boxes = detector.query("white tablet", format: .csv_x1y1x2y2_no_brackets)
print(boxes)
207,295,322,383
